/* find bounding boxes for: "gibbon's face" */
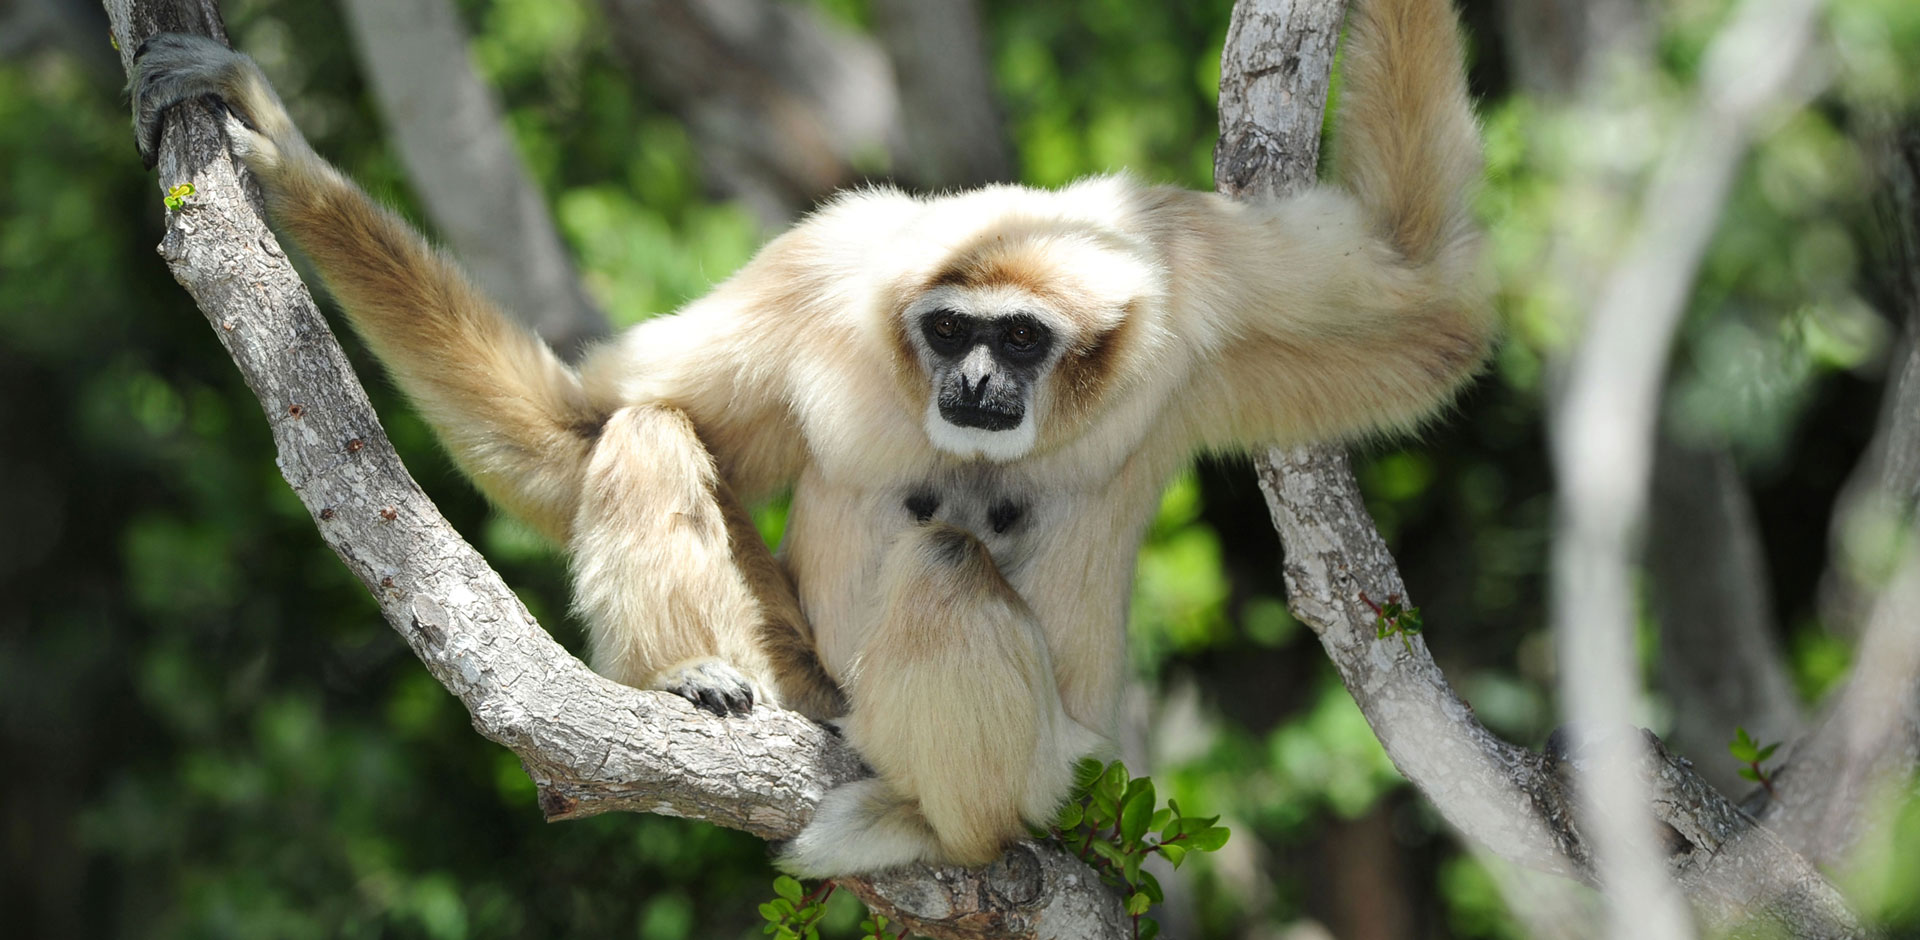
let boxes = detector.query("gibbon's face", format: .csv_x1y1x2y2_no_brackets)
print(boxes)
891,213,1163,463
913,300,1059,460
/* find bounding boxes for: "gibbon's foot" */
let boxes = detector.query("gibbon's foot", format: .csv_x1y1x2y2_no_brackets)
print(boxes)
652,657,757,716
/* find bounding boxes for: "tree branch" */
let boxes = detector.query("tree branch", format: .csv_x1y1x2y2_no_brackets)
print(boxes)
1762,123,1920,864
1648,436,1803,796
103,2,1123,937
1223,0,1862,935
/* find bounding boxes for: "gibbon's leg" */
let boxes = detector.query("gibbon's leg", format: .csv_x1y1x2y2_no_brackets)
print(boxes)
571,404,843,718
779,524,1103,876
131,34,596,543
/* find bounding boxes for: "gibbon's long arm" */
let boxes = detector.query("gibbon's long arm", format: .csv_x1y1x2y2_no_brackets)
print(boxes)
1158,0,1491,450
132,35,601,543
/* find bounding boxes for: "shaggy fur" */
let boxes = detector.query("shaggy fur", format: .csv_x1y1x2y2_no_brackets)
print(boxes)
131,0,1489,877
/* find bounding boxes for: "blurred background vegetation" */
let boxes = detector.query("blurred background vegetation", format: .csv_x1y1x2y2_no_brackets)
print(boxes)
4,0,1920,936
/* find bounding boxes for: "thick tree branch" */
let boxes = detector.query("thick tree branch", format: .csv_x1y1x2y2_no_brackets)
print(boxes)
103,2,1123,937
336,0,611,359
1649,437,1802,795
1550,1,1829,934
1225,0,1861,935
1764,124,1920,863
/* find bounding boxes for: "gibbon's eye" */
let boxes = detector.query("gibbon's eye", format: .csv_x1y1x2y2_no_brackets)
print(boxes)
1004,324,1037,351
933,314,961,339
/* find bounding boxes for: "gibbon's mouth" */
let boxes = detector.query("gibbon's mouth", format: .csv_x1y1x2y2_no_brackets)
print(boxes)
938,401,1024,431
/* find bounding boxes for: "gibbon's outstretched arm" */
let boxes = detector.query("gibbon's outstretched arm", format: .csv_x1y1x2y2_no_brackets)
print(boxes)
130,35,839,719
132,34,597,544
1158,0,1491,450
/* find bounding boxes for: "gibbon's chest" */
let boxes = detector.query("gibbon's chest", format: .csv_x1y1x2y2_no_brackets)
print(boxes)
784,462,1132,675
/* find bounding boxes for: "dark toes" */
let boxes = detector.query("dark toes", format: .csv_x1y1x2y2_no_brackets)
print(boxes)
692,686,729,716
662,661,757,717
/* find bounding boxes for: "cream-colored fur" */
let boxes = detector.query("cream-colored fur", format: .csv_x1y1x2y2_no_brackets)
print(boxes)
131,0,1488,876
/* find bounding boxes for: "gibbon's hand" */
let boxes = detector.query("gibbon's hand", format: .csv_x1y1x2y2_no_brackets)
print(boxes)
132,33,266,169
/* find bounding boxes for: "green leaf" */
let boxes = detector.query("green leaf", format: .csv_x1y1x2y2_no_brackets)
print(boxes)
1739,767,1763,782
1149,808,1172,831
1123,849,1143,885
1138,917,1161,940
1056,801,1084,830
1100,762,1129,801
1073,757,1106,794
1088,794,1118,828
1120,780,1156,845
1187,826,1231,852
774,876,805,903
1159,843,1188,868
1756,743,1780,762
1138,870,1164,904
759,903,784,923
1090,839,1127,867
1127,891,1152,916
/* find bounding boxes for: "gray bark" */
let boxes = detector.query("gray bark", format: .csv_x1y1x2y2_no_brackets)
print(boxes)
1763,125,1920,864
1499,0,1806,806
1549,0,1830,934
1649,438,1803,795
336,0,610,359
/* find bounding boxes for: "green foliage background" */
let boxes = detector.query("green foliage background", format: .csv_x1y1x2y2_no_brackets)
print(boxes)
3,0,1918,937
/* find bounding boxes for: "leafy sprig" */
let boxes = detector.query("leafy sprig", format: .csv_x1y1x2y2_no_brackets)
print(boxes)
762,759,1228,940
1361,591,1424,652
1052,758,1231,940
1729,726,1781,798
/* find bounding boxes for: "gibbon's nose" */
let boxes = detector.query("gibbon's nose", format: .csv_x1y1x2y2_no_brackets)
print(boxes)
961,372,990,404
958,346,997,404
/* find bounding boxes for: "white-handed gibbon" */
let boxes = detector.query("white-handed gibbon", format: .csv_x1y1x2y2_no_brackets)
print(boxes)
131,0,1489,877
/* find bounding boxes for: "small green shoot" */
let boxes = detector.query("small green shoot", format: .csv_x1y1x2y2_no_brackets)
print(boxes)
1729,726,1781,798
164,182,196,211
1361,591,1424,652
